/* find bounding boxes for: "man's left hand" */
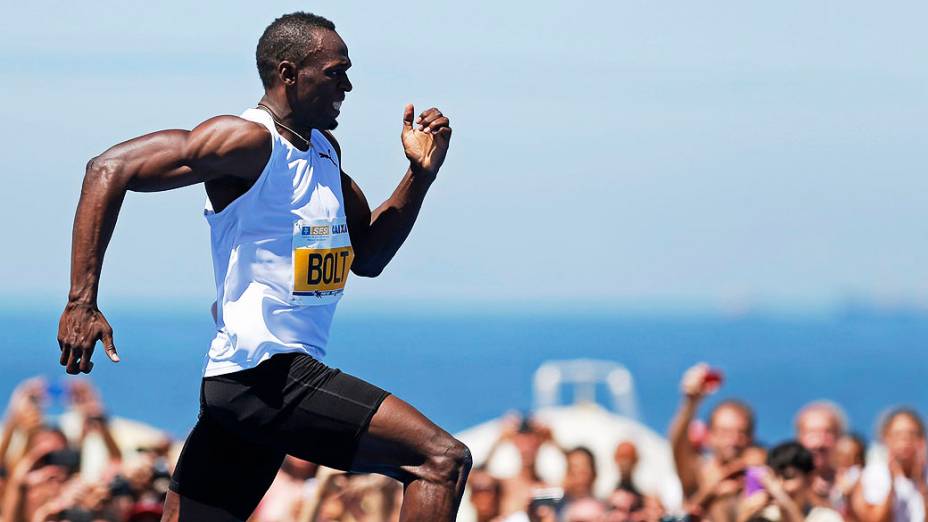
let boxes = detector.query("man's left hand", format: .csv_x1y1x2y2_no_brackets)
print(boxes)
401,104,451,177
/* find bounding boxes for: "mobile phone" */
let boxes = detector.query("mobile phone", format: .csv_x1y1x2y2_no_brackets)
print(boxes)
702,368,724,393
46,379,67,404
744,466,765,495
41,448,81,474
58,508,93,522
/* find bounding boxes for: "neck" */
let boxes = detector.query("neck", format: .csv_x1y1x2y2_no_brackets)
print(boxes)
257,93,312,149
518,465,539,481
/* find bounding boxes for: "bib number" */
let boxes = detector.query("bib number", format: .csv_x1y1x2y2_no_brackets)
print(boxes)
292,218,353,305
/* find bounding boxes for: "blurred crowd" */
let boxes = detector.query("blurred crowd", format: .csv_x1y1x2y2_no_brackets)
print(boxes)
1,363,925,522
468,363,927,522
0,378,169,522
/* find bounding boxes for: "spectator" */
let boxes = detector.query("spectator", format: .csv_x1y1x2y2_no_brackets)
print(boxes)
835,434,867,476
614,441,639,490
468,466,504,522
300,468,402,522
127,495,164,522
669,363,754,520
640,494,666,522
604,485,644,522
2,438,69,522
736,441,841,522
0,377,163,522
833,433,867,519
482,414,555,518
743,444,768,467
853,408,928,522
563,497,605,522
526,498,558,522
795,401,847,507
563,447,597,502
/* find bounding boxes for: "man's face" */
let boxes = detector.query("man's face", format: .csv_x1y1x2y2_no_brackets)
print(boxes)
513,432,543,467
777,466,810,500
834,436,864,470
613,442,638,477
605,490,643,522
797,409,840,472
290,29,353,131
564,498,606,522
468,471,501,521
708,406,751,463
564,451,596,499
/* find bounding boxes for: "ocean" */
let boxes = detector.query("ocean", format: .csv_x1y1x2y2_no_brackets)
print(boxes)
3,303,926,447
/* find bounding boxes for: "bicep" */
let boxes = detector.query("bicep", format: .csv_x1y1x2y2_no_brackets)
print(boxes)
323,132,375,271
94,116,270,192
342,172,373,249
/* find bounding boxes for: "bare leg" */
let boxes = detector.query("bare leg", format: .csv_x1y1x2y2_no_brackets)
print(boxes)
351,395,472,522
161,491,242,522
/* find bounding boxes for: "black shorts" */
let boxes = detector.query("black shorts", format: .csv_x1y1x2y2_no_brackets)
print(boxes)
169,352,389,519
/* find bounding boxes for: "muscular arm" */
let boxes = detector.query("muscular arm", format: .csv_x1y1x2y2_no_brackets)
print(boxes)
58,116,270,374
341,163,434,278
670,364,714,498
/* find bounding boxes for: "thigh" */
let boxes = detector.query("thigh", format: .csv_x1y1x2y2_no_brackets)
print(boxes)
169,413,285,520
273,358,391,470
348,394,458,482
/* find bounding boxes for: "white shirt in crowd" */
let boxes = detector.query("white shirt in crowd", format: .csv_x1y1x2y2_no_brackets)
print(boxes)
861,462,928,522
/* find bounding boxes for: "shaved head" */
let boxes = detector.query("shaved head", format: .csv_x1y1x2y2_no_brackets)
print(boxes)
256,12,336,88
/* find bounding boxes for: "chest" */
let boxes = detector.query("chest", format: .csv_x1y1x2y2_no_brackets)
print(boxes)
282,142,343,221
206,136,342,216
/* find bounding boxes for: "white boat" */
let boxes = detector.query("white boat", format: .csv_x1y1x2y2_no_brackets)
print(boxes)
455,359,682,521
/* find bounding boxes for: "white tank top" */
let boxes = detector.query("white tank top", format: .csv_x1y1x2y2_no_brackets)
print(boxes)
202,108,353,377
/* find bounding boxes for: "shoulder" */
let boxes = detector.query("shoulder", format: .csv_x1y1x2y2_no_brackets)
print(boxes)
185,115,272,180
320,130,342,160
190,115,271,154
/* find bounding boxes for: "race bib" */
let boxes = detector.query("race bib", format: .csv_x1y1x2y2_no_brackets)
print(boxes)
292,217,353,305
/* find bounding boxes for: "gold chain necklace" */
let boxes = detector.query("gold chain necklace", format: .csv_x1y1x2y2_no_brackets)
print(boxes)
255,103,311,147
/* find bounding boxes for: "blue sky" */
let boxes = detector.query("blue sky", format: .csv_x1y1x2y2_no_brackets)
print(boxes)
2,1,926,312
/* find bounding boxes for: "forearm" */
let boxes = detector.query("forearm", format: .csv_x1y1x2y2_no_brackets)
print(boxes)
98,421,123,462
688,484,717,517
68,158,129,305
669,397,701,495
0,422,15,468
922,488,928,522
1,479,25,522
357,167,433,275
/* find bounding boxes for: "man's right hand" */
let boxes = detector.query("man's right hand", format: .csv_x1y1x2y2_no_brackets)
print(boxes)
681,363,713,401
57,302,119,374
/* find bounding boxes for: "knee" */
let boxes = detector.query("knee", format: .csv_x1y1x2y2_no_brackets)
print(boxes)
421,437,472,486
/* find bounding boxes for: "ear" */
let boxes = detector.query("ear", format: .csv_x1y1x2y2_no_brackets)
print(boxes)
277,60,298,87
